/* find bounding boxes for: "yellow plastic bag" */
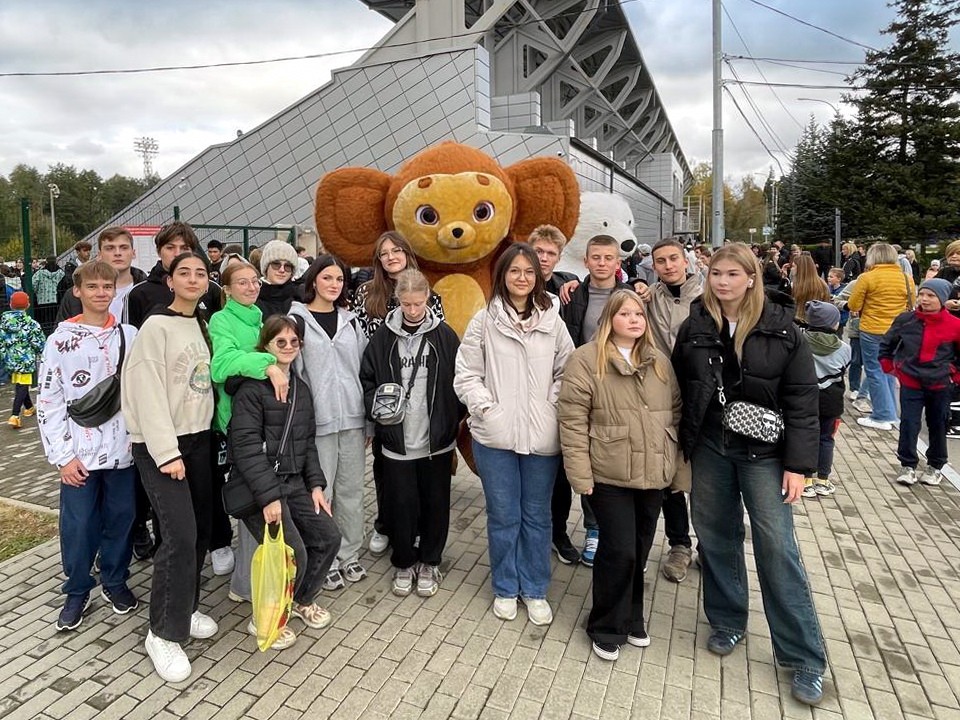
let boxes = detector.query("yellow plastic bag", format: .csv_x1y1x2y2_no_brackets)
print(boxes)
251,520,297,652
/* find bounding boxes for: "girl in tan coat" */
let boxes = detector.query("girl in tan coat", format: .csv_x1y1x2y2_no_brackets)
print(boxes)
558,289,682,662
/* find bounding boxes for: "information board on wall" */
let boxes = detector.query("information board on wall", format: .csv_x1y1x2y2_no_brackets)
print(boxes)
124,226,161,274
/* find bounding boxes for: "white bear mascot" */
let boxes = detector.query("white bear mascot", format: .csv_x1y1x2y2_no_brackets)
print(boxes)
556,192,639,278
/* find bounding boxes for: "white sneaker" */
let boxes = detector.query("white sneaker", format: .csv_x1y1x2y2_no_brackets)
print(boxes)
369,531,389,555
247,620,297,650
852,398,873,414
145,630,191,683
521,597,553,626
189,612,218,639
210,547,235,576
846,390,859,401
493,597,517,620
857,417,894,431
896,467,918,485
919,468,943,486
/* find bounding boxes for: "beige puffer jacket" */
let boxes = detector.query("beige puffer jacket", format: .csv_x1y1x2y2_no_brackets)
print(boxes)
454,296,574,456
557,341,687,494
646,275,703,356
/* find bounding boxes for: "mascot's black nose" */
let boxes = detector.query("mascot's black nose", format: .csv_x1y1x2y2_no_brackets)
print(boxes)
452,227,464,239
622,240,635,253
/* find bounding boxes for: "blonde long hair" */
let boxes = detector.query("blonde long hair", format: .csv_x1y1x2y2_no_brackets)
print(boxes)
791,253,830,321
702,243,765,360
595,289,667,382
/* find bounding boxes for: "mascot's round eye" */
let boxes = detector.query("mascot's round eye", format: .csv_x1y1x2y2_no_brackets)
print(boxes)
416,205,439,225
602,221,609,227
473,201,495,223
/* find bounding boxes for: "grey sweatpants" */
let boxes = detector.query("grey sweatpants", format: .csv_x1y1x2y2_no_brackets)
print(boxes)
315,428,366,569
229,522,257,601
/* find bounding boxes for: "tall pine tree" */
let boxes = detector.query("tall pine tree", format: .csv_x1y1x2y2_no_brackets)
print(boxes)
848,0,960,244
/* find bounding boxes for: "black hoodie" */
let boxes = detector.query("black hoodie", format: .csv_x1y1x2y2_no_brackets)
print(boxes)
125,261,222,329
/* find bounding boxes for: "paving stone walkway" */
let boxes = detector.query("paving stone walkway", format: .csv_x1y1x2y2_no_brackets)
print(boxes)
1,397,960,720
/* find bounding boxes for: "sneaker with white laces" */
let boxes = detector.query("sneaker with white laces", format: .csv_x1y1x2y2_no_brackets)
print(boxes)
919,467,943,486
341,561,367,583
493,596,517,620
291,601,331,629
813,479,837,496
247,620,297,650
323,568,346,591
896,467,918,485
801,478,817,498
210,547,235,576
392,566,414,597
189,611,218,639
416,563,442,597
369,531,389,555
857,416,894,431
581,528,599,567
521,597,553,626
852,398,873,414
145,630,191,683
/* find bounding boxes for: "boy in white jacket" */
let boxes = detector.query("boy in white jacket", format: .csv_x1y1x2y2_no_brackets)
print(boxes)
37,260,139,631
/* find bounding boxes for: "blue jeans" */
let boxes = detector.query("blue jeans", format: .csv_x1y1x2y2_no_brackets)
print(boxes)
848,336,864,395
473,440,558,599
859,331,898,422
60,467,136,597
690,431,826,674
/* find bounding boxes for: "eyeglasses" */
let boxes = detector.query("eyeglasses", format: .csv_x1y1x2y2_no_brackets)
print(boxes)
507,268,538,279
378,248,405,259
268,261,295,273
271,338,300,349
231,278,261,289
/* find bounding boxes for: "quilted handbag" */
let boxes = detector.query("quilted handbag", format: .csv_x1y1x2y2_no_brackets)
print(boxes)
710,356,784,444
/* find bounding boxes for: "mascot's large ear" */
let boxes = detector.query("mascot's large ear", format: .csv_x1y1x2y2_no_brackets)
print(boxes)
504,157,580,243
315,168,392,265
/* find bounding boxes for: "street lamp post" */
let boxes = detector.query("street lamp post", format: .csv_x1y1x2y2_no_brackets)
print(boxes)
48,183,60,256
797,97,840,115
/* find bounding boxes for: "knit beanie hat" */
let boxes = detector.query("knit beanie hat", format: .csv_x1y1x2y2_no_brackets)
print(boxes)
920,278,952,308
804,300,840,330
10,291,29,310
259,240,299,276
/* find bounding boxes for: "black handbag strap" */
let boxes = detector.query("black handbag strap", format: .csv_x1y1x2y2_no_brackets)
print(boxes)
273,375,298,472
709,356,727,406
403,336,428,398
115,326,126,372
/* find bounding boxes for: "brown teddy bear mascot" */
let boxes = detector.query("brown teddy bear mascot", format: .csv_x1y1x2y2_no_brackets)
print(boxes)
315,141,580,337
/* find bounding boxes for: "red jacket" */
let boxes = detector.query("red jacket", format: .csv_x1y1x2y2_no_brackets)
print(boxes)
880,308,960,390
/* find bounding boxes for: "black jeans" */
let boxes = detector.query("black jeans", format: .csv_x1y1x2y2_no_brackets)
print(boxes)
12,383,32,415
209,431,233,551
551,464,573,541
133,432,212,643
382,451,453,569
372,438,386,534
898,386,950,470
243,479,341,605
662,489,692,548
587,483,663,645
818,417,841,479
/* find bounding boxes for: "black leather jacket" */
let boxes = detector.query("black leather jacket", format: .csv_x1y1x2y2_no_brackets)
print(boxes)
671,295,819,475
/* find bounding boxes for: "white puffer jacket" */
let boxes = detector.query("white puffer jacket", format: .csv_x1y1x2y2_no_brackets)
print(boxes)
454,296,574,456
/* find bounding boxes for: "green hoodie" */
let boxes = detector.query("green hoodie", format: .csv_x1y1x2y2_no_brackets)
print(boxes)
209,297,276,433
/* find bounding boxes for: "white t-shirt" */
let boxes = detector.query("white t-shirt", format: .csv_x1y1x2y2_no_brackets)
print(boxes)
617,345,633,365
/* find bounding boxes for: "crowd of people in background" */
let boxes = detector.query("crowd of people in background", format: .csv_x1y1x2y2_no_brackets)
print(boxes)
7,215,960,708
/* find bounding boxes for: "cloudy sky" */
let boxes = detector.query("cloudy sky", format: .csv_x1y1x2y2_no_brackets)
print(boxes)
0,0,920,186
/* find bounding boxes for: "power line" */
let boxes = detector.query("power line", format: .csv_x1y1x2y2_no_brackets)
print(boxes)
0,0,646,79
732,57,851,77
727,55,864,65
723,85,786,176
741,0,879,52
721,3,804,130
730,79,960,91
724,59,791,155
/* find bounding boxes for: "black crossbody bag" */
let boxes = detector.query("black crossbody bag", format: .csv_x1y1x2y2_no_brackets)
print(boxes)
709,355,784,445
66,328,125,428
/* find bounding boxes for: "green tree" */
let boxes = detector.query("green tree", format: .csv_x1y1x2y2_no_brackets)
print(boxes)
846,0,960,243
775,119,835,244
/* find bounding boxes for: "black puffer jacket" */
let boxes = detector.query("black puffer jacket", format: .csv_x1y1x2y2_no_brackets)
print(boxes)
126,261,221,328
226,373,326,507
671,295,819,475
562,276,632,347
256,280,303,319
56,266,147,322
360,315,465,456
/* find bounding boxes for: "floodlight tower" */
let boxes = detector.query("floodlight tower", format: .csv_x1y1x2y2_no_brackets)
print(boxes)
134,137,159,179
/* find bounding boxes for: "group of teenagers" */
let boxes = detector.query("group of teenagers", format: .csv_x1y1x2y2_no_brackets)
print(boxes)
33,217,856,706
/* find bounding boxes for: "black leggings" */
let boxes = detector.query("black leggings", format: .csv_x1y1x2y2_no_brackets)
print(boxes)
12,383,32,415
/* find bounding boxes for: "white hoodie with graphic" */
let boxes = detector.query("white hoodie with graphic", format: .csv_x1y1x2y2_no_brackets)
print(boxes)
37,317,137,470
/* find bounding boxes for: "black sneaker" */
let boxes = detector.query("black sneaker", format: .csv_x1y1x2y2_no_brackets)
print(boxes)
627,631,651,647
101,585,139,615
947,426,960,439
552,535,580,565
56,592,90,631
132,525,155,561
591,641,619,661
791,670,824,705
707,629,745,656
